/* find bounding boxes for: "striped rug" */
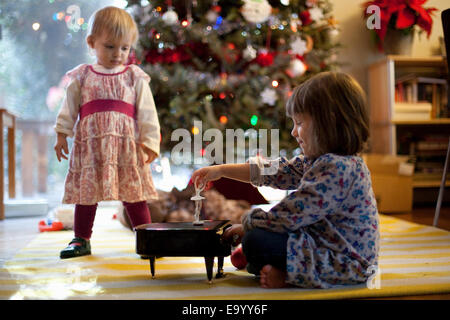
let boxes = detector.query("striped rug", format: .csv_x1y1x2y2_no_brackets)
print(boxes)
1,208,450,300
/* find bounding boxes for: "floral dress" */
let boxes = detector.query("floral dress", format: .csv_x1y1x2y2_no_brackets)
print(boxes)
54,64,160,205
244,154,380,288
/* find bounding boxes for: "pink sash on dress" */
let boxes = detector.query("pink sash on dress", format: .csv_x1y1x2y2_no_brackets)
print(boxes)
79,99,135,120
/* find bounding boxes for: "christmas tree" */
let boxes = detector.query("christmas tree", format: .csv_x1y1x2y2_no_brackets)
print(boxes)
127,0,341,159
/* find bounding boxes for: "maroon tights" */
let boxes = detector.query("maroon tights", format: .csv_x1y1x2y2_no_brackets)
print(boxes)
74,201,151,240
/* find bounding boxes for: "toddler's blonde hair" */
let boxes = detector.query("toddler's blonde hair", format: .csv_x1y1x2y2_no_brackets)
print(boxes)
87,6,138,45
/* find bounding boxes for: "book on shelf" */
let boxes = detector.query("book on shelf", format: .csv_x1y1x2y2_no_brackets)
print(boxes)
405,134,449,178
416,140,449,151
414,172,449,182
394,74,448,118
392,102,432,121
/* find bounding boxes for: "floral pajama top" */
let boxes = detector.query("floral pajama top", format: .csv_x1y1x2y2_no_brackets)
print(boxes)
244,153,380,288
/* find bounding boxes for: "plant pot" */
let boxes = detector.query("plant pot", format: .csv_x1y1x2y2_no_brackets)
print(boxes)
382,29,414,55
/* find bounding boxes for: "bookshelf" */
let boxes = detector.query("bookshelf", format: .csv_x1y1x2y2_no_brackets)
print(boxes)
368,55,449,189
392,119,450,125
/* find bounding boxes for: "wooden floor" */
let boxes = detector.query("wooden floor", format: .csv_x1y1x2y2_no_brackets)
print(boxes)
389,205,450,232
1,205,449,300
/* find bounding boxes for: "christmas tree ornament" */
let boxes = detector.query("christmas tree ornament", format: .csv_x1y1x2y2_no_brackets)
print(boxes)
290,37,308,55
327,16,339,28
162,7,178,25
243,44,257,60
288,59,307,77
329,28,339,38
255,50,274,67
241,0,272,24
309,7,324,22
205,9,218,24
126,4,140,17
139,4,152,25
299,10,312,26
260,87,277,106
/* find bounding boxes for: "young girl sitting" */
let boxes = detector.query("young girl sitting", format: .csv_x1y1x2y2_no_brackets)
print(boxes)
54,6,160,259
191,72,379,289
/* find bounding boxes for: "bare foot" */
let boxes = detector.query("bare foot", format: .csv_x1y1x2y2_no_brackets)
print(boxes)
259,265,288,288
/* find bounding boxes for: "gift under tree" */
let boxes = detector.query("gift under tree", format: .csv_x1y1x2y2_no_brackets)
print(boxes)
127,0,341,156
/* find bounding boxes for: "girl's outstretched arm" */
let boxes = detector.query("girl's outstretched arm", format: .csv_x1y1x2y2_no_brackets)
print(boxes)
223,224,244,246
191,163,251,187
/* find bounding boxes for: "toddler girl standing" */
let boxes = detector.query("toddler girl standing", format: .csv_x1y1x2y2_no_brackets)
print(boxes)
192,72,379,289
54,6,160,259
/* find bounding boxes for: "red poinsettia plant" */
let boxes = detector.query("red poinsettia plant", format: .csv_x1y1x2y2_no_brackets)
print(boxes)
362,0,438,50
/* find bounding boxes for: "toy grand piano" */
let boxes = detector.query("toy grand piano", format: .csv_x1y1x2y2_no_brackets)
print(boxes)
135,220,232,282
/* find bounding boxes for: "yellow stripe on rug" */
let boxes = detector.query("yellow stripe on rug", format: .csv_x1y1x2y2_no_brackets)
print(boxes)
1,211,450,300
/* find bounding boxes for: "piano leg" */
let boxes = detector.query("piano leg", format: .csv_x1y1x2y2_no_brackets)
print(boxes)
149,256,155,279
204,256,214,283
216,256,225,279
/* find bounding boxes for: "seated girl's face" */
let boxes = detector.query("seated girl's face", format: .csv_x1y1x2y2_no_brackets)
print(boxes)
290,112,318,159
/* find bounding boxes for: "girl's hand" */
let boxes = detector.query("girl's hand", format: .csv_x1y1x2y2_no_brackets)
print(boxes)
142,145,158,164
191,165,223,189
223,224,244,246
54,133,69,162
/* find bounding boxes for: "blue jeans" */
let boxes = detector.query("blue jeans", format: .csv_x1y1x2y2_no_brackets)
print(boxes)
241,228,288,275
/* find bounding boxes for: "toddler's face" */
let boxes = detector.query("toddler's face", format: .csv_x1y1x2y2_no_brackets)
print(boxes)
88,32,132,69
290,112,317,158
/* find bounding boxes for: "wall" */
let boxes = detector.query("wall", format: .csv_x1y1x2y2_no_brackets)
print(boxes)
331,0,449,94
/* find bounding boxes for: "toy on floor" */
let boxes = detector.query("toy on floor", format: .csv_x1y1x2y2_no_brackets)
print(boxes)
136,220,232,283
38,219,64,232
38,205,75,232
135,178,243,283
230,245,247,270
53,205,75,229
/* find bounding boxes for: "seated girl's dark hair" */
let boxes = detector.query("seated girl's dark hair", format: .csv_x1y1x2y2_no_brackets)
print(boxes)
286,72,370,156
